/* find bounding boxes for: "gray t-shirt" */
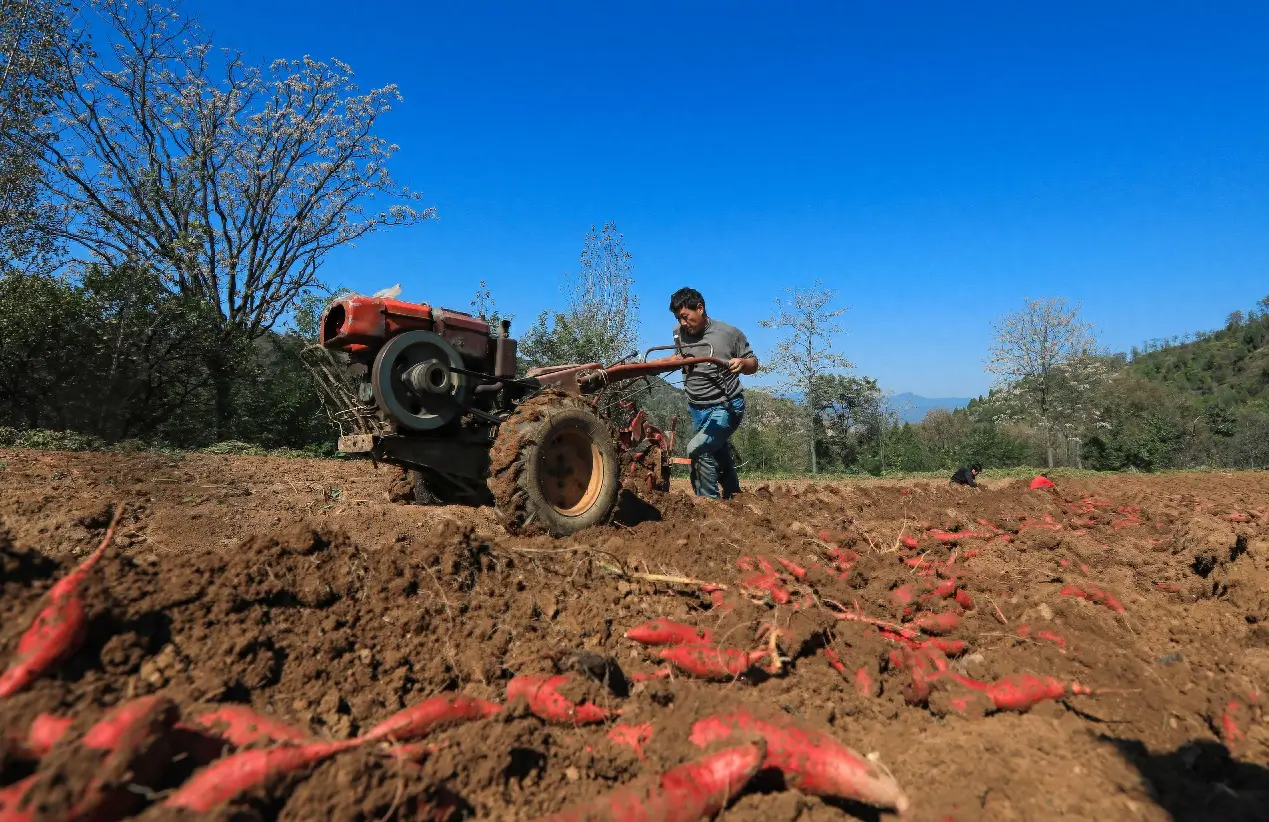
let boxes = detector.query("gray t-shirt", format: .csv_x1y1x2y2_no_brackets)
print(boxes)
674,318,754,406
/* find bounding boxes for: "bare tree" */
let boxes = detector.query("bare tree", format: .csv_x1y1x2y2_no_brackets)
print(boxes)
986,296,1097,468
13,0,430,431
760,282,853,474
469,278,513,327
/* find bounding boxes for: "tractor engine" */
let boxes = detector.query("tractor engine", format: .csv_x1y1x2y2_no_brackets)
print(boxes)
312,297,523,507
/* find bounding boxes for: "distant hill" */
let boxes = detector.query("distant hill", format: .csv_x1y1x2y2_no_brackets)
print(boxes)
886,393,971,423
1128,310,1269,409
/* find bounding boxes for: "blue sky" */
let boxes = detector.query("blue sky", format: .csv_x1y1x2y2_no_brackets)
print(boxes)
184,1,1269,398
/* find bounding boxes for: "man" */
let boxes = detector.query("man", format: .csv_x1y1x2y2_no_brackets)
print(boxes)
670,287,758,499
951,464,982,488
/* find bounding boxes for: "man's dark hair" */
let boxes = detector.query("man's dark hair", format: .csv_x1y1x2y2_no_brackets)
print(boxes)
670,287,704,314
971,463,983,473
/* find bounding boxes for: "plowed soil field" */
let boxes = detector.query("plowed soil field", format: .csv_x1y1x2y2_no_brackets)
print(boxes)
1,449,1268,821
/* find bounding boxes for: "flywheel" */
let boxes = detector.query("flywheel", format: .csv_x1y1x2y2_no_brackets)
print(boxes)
371,330,471,432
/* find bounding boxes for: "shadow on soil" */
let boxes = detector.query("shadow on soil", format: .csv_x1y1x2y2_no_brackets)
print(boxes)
613,489,663,528
1104,736,1269,822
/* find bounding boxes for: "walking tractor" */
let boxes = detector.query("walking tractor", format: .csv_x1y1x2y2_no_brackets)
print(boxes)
305,296,725,536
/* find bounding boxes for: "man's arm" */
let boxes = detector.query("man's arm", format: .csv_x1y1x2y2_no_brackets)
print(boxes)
729,328,759,375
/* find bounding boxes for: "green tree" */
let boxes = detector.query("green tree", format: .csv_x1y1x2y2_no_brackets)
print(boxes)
0,271,93,428
729,389,811,475
812,373,883,470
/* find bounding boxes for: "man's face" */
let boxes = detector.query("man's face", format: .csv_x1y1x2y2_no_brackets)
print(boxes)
676,304,707,335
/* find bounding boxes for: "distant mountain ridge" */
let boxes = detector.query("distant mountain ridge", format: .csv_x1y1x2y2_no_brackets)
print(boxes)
886,392,971,423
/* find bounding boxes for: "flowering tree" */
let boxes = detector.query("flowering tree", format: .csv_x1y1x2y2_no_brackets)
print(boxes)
760,282,853,474
0,0,69,275
986,297,1098,468
14,0,429,429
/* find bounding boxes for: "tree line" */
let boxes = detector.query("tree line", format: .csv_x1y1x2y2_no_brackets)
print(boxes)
3,0,1267,475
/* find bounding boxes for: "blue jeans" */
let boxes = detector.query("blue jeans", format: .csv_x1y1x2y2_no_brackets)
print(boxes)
687,395,745,499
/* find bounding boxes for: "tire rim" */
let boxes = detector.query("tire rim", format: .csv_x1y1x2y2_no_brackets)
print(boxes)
540,428,604,516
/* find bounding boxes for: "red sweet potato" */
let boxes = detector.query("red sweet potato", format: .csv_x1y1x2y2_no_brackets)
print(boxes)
927,529,987,543
900,535,920,549
921,638,967,656
507,674,616,724
983,674,1068,711
363,694,500,742
739,571,791,604
822,647,849,677
1061,585,1126,613
526,742,764,822
6,713,73,760
689,710,908,812
81,695,175,752
191,705,311,748
26,713,73,757
606,722,654,759
854,667,879,697
629,667,673,683
658,646,769,681
913,612,960,636
889,585,916,608
946,672,1084,713
1221,700,1249,746
877,628,918,649
163,738,363,812
900,645,950,705
0,774,37,822
68,695,180,822
0,505,123,699
625,619,714,647
926,579,958,599
1016,625,1068,648
777,558,807,579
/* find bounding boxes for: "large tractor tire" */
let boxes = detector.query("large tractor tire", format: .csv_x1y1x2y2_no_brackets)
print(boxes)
489,391,621,536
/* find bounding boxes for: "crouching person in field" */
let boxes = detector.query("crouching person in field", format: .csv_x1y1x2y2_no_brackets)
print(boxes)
669,287,758,499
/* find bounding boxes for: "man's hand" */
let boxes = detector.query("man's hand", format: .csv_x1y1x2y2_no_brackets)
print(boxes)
728,357,758,375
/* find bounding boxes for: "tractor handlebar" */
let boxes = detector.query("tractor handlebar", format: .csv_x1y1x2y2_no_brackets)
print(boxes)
576,353,730,392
